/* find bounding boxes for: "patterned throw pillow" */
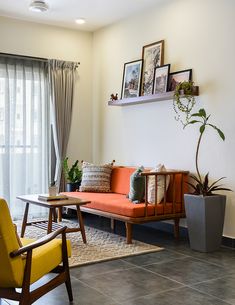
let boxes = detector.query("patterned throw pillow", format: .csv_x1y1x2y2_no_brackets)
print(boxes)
128,166,145,203
147,164,170,204
79,162,113,192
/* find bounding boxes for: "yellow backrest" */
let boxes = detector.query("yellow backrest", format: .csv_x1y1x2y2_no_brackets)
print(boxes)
0,198,24,288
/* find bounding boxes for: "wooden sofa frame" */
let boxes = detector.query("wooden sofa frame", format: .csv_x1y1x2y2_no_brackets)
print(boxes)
79,170,189,244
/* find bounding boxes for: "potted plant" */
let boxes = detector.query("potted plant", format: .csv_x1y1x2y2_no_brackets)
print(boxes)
63,157,82,192
173,84,231,252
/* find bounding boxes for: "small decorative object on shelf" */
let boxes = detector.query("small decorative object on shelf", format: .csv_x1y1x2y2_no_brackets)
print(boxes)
110,93,118,101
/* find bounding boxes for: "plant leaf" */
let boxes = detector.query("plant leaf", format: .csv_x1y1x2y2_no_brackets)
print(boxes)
186,182,198,192
190,174,201,184
208,124,225,140
187,120,200,125
209,186,232,192
191,112,202,117
208,177,226,189
200,125,205,134
199,108,206,118
204,173,209,190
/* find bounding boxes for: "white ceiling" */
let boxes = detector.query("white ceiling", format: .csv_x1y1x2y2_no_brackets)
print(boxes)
0,0,164,32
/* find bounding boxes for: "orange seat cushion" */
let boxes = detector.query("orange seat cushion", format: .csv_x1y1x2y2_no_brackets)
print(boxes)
64,192,182,218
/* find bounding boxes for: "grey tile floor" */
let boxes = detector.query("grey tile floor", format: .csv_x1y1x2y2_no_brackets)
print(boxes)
2,215,235,305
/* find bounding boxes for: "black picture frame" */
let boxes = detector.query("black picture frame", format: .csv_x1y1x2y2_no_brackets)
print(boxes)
168,69,192,91
121,59,143,99
141,40,164,96
153,64,170,94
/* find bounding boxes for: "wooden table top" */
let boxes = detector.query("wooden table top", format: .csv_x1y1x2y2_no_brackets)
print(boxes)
17,194,90,208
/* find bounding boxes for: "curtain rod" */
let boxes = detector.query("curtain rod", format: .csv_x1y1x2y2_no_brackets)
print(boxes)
0,52,80,65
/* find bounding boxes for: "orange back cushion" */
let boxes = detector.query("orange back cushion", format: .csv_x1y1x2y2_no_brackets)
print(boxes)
111,167,136,195
166,173,189,203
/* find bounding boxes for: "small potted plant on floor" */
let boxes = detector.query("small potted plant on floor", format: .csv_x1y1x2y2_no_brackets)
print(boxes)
63,157,82,192
173,84,231,252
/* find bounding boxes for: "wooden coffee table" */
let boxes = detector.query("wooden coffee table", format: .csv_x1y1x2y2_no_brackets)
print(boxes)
17,194,90,243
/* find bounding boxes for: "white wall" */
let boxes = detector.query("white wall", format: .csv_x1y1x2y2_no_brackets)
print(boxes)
92,0,235,238
0,16,93,163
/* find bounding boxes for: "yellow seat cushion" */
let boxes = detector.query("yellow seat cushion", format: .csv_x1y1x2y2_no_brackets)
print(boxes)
21,238,71,284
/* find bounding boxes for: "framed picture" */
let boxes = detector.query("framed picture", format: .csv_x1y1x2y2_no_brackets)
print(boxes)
141,40,164,96
153,64,170,94
121,59,143,99
168,69,192,91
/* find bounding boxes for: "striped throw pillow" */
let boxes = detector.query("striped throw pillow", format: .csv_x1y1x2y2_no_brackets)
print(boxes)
79,162,113,192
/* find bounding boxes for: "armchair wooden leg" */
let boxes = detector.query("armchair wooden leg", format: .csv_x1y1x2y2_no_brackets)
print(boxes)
174,218,180,239
19,250,32,305
125,222,132,244
62,231,73,302
65,277,73,302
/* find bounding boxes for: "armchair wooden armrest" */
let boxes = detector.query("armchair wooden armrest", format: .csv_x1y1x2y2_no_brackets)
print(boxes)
10,226,67,258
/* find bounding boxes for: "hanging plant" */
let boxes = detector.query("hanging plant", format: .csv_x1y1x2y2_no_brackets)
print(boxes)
173,81,196,127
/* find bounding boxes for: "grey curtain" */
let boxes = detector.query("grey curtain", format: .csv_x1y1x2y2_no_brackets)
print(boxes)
48,59,78,191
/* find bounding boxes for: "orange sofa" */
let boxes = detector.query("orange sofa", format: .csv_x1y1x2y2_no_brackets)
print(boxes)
64,166,189,243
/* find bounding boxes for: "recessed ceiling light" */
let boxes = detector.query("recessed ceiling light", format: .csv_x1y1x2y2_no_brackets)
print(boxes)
29,0,49,12
75,18,86,25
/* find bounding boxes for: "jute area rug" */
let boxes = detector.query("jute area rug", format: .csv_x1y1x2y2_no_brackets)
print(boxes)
17,220,163,267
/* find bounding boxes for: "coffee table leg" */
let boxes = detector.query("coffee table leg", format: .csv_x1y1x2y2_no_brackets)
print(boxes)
48,208,53,233
76,206,86,244
58,207,62,222
21,202,29,237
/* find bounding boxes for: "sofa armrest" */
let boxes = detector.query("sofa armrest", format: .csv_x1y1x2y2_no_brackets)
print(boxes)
141,170,189,216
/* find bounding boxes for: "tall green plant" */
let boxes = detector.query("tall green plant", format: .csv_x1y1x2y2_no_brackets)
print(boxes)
173,84,231,195
63,158,82,183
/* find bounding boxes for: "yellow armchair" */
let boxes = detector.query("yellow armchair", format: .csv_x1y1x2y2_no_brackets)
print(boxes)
0,198,73,305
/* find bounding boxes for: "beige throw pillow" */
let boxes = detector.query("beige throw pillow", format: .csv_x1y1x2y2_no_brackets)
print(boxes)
79,162,113,192
147,164,170,204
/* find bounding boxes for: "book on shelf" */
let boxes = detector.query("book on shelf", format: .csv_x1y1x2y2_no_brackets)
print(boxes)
38,194,68,201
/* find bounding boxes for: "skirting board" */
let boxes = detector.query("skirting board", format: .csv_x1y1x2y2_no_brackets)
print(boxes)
144,222,235,249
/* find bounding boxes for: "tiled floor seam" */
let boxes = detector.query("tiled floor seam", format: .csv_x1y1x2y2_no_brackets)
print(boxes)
134,264,187,286
184,284,234,305
187,274,235,286
136,255,190,268
183,255,235,271
160,248,235,271
71,264,137,280
113,285,188,304
72,276,120,304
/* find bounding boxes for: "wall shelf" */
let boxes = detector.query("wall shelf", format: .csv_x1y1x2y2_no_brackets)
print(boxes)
108,86,199,106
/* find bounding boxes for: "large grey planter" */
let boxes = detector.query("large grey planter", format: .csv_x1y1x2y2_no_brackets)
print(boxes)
184,194,226,252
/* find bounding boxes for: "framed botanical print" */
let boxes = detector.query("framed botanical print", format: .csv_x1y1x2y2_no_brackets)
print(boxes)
153,64,170,94
141,40,164,96
121,59,143,99
168,69,192,91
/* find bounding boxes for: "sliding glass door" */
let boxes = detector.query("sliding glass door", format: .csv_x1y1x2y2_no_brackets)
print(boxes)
0,57,50,219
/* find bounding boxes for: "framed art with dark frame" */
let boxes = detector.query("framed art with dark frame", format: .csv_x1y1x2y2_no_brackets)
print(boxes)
141,40,164,96
121,59,143,99
153,64,170,94
168,69,192,91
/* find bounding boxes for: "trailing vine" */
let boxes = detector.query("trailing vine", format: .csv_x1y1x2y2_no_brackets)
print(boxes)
173,81,196,127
